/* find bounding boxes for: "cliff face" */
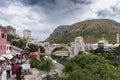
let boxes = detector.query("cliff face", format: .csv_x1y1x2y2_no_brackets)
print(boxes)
46,19,120,43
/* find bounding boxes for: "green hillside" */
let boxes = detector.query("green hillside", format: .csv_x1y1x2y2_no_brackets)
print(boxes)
46,19,120,43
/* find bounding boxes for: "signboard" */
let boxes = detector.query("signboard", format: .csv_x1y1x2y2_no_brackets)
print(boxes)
21,64,30,70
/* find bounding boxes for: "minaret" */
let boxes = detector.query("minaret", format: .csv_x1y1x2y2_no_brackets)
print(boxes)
117,34,119,44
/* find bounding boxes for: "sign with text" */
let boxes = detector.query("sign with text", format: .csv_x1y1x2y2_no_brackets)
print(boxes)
21,64,30,70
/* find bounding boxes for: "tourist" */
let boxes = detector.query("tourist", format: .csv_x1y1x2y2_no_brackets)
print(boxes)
0,63,2,79
13,63,18,75
6,63,11,79
15,63,23,80
1,66,7,80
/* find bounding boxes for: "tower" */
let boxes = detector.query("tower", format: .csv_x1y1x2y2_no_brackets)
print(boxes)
117,34,119,44
23,29,31,39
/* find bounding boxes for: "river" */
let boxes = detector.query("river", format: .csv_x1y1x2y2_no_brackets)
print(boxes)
51,54,68,65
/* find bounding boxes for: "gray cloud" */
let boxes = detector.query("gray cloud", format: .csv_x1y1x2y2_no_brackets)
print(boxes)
96,3,120,21
69,0,92,4
0,0,120,41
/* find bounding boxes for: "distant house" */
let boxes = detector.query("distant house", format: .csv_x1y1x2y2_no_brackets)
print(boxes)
91,40,113,52
0,29,7,54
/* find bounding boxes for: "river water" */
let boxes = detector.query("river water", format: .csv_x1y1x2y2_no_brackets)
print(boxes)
51,54,68,65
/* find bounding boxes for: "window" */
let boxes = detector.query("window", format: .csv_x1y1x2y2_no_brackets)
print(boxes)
1,33,4,38
7,46,8,50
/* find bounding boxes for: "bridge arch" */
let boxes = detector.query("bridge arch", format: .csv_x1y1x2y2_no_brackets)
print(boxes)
50,45,71,57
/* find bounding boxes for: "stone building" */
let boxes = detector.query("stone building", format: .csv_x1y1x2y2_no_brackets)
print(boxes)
23,29,31,39
39,41,50,54
71,36,85,56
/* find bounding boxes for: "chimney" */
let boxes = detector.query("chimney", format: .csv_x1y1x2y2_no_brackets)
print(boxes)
117,34,119,44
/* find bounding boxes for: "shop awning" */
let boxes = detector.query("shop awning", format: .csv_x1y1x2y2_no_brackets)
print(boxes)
2,54,13,59
30,51,40,55
0,56,5,61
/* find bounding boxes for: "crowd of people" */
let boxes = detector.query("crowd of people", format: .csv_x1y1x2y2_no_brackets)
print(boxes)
0,54,29,80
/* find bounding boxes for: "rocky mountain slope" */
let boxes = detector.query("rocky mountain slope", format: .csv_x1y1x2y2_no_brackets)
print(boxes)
46,19,120,43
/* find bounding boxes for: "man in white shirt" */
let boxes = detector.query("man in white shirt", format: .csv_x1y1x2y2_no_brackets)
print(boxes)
1,66,7,80
6,63,11,79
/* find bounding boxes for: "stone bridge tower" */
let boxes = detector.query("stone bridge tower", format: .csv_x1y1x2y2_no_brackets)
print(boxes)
71,36,85,57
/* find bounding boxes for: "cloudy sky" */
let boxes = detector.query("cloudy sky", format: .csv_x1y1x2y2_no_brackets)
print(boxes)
0,0,120,41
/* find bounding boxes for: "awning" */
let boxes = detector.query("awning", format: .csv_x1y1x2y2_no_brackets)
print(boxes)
30,51,40,55
10,51,21,56
10,52,17,56
2,54,13,59
6,54,13,59
2,54,7,57
0,56,5,61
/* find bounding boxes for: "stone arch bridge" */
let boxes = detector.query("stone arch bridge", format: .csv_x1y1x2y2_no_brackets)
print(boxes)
49,44,71,57
39,43,72,57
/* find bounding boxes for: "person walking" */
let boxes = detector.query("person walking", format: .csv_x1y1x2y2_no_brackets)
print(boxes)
16,64,22,80
13,63,18,75
6,63,11,80
1,66,7,80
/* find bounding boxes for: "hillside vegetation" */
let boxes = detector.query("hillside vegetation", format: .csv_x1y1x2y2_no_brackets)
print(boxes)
46,19,120,43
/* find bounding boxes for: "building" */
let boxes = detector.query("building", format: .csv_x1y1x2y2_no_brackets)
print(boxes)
85,43,91,51
0,29,7,54
6,42,11,54
23,29,31,39
71,36,85,56
91,40,113,51
39,41,50,54
5,26,16,36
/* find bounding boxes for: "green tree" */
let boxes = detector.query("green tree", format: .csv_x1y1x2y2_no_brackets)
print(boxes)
7,34,15,42
39,46,45,53
18,39,26,48
61,54,120,80
28,44,38,52
29,55,53,72
13,39,26,49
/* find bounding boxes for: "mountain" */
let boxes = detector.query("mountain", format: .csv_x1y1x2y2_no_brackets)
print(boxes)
46,19,120,43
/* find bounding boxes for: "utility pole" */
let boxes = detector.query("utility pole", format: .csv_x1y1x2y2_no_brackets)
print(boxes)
117,34,119,44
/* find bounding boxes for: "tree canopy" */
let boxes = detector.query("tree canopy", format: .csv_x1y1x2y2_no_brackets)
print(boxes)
51,53,120,80
28,43,39,52
29,55,53,72
12,39,26,49
7,34,15,42
39,46,45,53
